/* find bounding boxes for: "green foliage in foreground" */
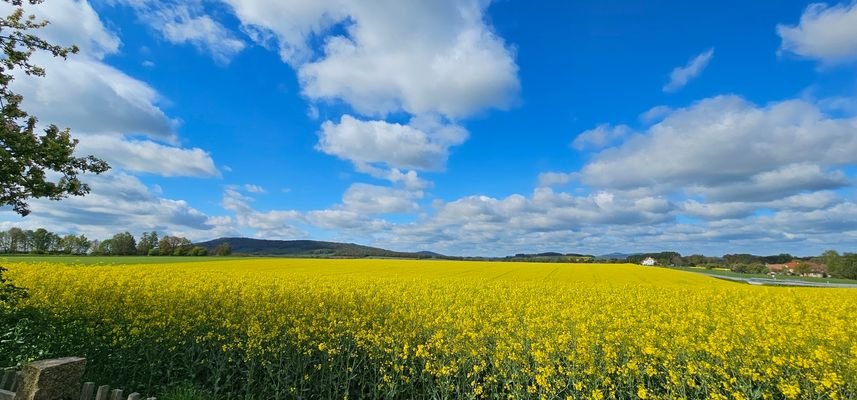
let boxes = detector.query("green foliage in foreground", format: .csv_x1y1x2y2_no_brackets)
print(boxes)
160,383,210,400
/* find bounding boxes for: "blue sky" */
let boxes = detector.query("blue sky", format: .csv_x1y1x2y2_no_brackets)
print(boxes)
2,0,857,256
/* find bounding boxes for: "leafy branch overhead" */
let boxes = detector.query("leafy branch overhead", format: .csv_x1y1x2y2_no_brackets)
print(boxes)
0,0,109,217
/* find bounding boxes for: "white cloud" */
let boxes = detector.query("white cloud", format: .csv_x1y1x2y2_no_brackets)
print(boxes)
639,105,672,124
13,53,177,141
6,0,178,142
681,191,845,222
115,1,246,64
757,201,857,233
221,0,520,118
411,189,673,236
341,183,420,214
572,124,632,150
777,1,857,64
243,184,267,194
317,115,468,172
75,135,220,177
537,172,576,188
680,200,758,220
688,163,848,202
161,11,246,64
0,172,215,239
305,209,391,233
580,95,857,201
663,48,714,93
219,0,344,65
818,96,857,114
221,188,303,238
0,0,121,59
4,0,221,180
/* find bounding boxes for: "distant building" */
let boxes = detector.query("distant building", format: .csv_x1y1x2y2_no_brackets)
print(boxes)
766,263,790,274
766,261,827,277
641,257,656,266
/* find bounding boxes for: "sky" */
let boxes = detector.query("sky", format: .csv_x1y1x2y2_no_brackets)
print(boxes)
2,0,857,257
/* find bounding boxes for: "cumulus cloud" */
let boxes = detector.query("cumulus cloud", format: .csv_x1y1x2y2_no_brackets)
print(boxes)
663,48,714,92
0,172,215,239
74,135,219,177
6,0,175,140
243,184,267,194
687,163,848,202
219,184,402,238
340,183,420,214
3,0,223,180
639,105,672,124
318,115,468,175
0,0,120,58
405,189,673,238
221,0,520,118
14,53,177,141
114,0,246,64
161,12,246,64
777,1,857,64
572,124,632,150
537,172,576,188
221,188,303,238
756,201,857,234
6,0,178,142
580,95,857,201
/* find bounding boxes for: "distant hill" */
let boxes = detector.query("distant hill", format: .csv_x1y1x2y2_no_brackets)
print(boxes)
195,237,444,258
596,252,640,260
513,252,590,258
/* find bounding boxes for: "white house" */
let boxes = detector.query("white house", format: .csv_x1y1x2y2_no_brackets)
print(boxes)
640,257,656,266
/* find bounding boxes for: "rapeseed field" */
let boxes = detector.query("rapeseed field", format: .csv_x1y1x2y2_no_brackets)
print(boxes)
3,259,856,399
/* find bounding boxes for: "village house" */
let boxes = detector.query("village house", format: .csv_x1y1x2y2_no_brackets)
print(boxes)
765,261,827,277
640,257,656,266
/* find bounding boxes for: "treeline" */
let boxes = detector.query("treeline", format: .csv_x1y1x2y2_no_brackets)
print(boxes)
0,228,91,255
621,250,857,280
0,228,232,257
625,252,803,269
821,251,857,280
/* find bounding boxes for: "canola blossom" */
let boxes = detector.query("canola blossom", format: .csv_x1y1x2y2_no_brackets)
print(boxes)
3,259,857,399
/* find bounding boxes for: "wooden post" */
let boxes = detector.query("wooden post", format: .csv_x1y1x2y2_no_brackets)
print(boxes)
0,371,14,391
80,382,95,400
13,357,86,400
94,385,110,400
0,371,15,400
10,373,22,393
0,372,23,400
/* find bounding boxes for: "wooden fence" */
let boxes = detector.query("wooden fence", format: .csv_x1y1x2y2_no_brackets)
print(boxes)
0,358,155,400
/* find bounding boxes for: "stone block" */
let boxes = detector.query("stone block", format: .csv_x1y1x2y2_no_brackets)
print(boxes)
14,358,86,400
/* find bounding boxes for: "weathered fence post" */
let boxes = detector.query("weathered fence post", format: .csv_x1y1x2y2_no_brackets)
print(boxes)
13,357,86,400
3,358,155,400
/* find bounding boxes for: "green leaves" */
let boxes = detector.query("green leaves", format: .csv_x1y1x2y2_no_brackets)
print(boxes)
0,0,109,216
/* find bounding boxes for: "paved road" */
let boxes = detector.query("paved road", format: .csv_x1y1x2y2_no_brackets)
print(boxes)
705,274,857,288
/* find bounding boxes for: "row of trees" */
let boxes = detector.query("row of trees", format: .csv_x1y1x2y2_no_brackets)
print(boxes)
0,228,91,254
821,251,857,280
0,228,232,257
622,250,857,280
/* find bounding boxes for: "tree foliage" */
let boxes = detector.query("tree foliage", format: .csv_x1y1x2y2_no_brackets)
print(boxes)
214,242,232,256
0,0,109,216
